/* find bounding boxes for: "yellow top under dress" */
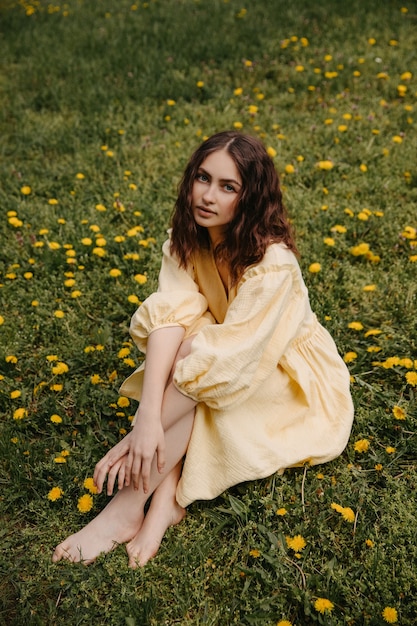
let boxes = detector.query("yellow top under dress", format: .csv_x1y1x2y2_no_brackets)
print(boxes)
120,235,354,508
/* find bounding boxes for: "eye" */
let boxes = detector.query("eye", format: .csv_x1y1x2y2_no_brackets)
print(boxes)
224,183,236,192
196,172,209,183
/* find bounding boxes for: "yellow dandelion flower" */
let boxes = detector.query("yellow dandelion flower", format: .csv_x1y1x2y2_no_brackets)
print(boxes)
21,185,32,195
117,396,130,408
314,598,334,614
54,310,65,318
83,477,98,494
90,374,103,385
13,408,27,420
316,160,334,170
233,121,243,129
392,135,403,144
331,224,347,234
234,87,243,96
284,164,295,174
354,438,370,453
348,321,364,331
48,487,64,501
308,262,321,273
323,237,335,246
166,99,176,106
52,362,69,375
6,355,17,364
134,273,147,284
75,172,85,180
338,124,348,132
277,621,293,626
248,105,258,115
10,390,21,399
392,405,407,420
385,446,396,454
286,534,306,552
54,456,66,463
109,268,122,278
77,493,93,513
382,607,398,623
249,548,261,558
365,539,374,547
50,414,63,424
406,371,417,386
343,352,357,363
267,147,277,158
276,508,287,516
118,347,131,359
350,242,370,256
363,284,377,292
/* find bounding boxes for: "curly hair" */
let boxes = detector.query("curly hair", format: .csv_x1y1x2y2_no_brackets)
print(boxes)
170,130,298,285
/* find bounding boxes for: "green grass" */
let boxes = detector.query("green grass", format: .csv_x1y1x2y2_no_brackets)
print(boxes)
1,0,417,624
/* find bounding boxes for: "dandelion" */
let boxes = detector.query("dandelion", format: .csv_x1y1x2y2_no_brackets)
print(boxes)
91,374,103,385
54,310,65,319
314,598,334,614
52,362,69,375
267,147,277,158
166,99,176,106
348,321,363,331
365,539,374,547
331,502,355,522
248,105,258,115
331,224,347,234
382,607,398,623
54,456,66,463
308,263,321,273
134,273,147,284
316,160,334,170
10,390,21,399
249,548,261,558
117,396,130,408
284,164,295,174
286,534,306,552
386,446,396,454
77,493,93,513
276,621,293,626
363,284,377,292
406,371,417,386
354,438,370,453
20,185,32,195
359,164,368,172
350,242,370,256
343,352,357,363
6,355,18,364
13,408,27,420
75,172,85,180
48,487,64,501
50,414,63,424
83,477,98,494
109,268,122,278
276,508,287,516
392,135,403,144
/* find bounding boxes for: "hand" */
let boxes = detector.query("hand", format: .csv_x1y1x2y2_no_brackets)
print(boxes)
123,415,166,494
93,431,134,495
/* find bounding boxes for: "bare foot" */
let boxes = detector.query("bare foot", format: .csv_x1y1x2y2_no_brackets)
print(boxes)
52,486,145,564
126,494,185,568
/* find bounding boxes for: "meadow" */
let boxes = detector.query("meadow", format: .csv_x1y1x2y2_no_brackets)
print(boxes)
0,0,416,624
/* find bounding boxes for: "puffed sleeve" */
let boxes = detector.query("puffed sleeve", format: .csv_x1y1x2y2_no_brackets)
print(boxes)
129,238,211,354
173,262,311,409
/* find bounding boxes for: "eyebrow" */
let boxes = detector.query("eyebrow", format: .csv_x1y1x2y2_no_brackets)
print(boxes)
198,167,242,188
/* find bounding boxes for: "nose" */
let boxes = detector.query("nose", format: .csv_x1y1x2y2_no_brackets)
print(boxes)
202,184,216,204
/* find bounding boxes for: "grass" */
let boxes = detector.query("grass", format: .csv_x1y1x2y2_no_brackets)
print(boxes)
0,0,416,624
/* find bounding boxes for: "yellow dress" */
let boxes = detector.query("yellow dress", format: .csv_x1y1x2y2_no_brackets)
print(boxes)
120,236,354,508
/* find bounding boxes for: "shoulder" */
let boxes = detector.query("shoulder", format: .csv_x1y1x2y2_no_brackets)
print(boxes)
237,243,305,295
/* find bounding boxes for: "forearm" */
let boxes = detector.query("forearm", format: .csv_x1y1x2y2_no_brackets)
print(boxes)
136,325,186,418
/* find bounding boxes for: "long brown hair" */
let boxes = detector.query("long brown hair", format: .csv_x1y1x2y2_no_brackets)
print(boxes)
170,130,298,285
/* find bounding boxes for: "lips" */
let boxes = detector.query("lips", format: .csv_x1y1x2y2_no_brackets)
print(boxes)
196,205,216,216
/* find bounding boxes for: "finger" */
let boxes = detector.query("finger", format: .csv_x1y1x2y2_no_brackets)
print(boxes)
131,455,143,492
106,459,123,496
117,462,126,492
140,457,152,494
157,440,166,474
93,459,113,494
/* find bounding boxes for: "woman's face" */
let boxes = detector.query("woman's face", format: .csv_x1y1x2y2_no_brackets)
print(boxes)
191,149,242,245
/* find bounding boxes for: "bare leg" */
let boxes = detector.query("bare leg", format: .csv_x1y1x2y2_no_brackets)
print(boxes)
126,458,185,568
52,409,194,564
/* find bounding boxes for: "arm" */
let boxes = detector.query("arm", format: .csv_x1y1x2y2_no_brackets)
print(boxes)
94,325,186,495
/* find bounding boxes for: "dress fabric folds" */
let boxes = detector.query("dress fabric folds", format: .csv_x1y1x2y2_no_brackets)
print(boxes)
119,235,354,507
